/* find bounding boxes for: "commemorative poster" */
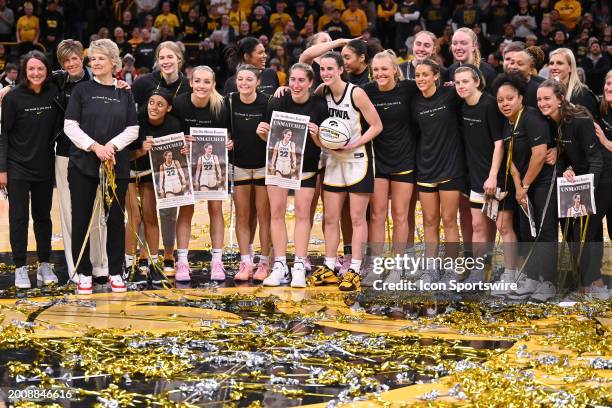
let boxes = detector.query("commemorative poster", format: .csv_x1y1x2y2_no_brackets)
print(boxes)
149,133,195,209
265,111,309,190
190,127,228,200
557,174,596,218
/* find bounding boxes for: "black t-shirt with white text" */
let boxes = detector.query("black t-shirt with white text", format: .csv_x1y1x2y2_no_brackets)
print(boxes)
226,92,270,168
134,42,158,70
65,80,139,179
363,79,418,175
223,68,279,96
264,93,329,173
502,106,554,186
0,83,61,180
411,86,465,183
172,92,229,134
460,93,506,192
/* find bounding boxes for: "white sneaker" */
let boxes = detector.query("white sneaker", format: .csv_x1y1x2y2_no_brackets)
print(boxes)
507,276,539,299
109,275,127,293
290,263,306,288
36,262,58,286
491,269,517,296
263,261,289,286
14,266,31,289
530,281,556,302
68,269,79,284
584,284,610,300
76,274,93,295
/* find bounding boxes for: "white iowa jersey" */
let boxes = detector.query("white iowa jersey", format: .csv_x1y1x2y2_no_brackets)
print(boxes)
324,83,367,162
199,155,217,184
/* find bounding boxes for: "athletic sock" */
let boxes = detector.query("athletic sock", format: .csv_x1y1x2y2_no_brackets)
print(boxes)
294,256,306,266
241,254,251,263
274,256,287,266
343,244,352,255
177,249,188,264
212,248,223,262
248,244,254,259
324,257,336,270
125,254,133,268
349,258,362,274
259,255,270,265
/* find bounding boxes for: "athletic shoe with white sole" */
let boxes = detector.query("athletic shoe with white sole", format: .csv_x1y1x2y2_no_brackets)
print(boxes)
36,262,58,286
263,261,290,286
14,266,31,289
163,259,176,276
290,263,306,288
210,260,226,282
507,276,540,299
109,275,127,293
308,265,340,286
253,261,270,282
338,269,361,291
490,269,518,296
584,284,610,300
529,281,556,302
76,275,93,295
175,261,191,282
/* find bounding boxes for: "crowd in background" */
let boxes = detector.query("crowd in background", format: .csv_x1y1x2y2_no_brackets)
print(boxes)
0,0,610,95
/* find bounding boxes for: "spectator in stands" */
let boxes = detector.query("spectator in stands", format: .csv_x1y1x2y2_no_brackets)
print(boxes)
250,6,271,38
180,7,202,42
554,0,581,31
40,0,64,59
212,14,236,45
114,27,132,57
98,27,111,40
196,38,222,74
293,2,313,32
535,0,554,27
229,0,247,32
511,0,536,39
549,29,568,53
116,53,139,85
144,13,161,41
0,44,8,73
318,3,334,32
0,62,17,88
323,8,351,41
129,27,143,49
582,38,610,96
548,9,566,32
237,20,251,42
394,1,420,51
16,1,39,56
420,0,449,37
537,15,555,54
135,27,158,69
119,10,136,36
268,57,286,85
302,21,315,38
452,0,484,31
591,2,611,30
487,0,511,41
135,0,160,25
342,0,368,37
159,22,176,42
155,1,180,36
0,0,15,42
305,0,321,21
270,1,291,34
376,0,396,48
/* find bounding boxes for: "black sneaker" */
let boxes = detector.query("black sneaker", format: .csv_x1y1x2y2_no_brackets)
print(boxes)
148,264,168,284
129,260,148,283
163,259,176,277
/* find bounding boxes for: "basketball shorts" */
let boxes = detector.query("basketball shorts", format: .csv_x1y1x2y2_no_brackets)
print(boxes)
275,159,293,177
232,165,266,186
199,174,219,190
375,169,416,183
323,158,374,193
417,177,465,193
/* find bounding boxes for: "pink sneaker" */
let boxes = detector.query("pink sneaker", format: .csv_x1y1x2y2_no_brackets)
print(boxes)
210,260,226,282
339,255,351,276
253,261,269,282
234,261,254,281
175,261,191,282
335,256,343,272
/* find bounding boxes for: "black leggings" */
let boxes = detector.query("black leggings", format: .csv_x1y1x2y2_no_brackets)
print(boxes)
8,178,54,267
69,167,128,277
518,180,559,283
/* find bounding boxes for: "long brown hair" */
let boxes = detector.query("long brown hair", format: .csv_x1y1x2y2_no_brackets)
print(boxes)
539,79,592,124
601,70,612,116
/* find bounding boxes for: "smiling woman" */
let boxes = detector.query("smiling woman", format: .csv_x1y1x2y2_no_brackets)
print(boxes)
0,51,62,290
63,39,139,296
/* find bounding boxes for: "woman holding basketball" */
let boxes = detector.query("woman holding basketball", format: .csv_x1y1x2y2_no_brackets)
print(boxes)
194,143,223,191
257,63,329,287
363,50,418,269
172,65,231,282
412,59,466,280
229,65,272,283
309,51,382,292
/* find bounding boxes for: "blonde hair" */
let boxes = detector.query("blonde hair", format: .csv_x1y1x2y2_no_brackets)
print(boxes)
156,41,184,69
414,30,438,58
88,39,122,73
601,70,612,116
549,48,586,101
191,66,225,119
453,28,481,68
372,49,404,82
57,39,84,65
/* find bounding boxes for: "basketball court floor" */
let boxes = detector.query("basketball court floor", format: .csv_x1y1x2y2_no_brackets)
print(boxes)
0,193,609,406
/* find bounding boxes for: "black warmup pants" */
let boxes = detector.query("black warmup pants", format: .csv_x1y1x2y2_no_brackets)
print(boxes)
8,177,54,267
518,180,559,283
69,167,128,277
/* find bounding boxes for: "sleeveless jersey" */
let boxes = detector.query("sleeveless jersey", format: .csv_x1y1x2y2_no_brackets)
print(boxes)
569,205,583,217
162,162,182,192
199,154,217,186
324,83,369,162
